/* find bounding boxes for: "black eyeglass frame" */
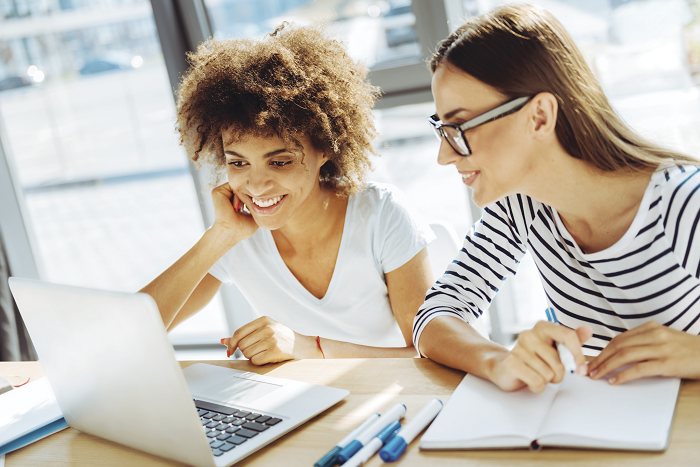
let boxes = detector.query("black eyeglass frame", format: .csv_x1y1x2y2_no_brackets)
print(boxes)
428,95,534,157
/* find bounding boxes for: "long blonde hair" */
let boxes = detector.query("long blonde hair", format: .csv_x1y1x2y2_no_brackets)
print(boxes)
431,4,698,171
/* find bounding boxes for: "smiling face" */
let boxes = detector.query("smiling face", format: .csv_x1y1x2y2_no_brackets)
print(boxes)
223,130,328,231
431,64,537,207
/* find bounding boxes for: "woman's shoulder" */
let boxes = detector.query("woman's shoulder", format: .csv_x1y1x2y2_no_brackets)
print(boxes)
488,193,547,225
353,181,401,199
349,181,431,232
654,164,700,187
350,181,409,211
654,164,700,205
654,163,700,224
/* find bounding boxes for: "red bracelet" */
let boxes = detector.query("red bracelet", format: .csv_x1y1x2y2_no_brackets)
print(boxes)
316,336,325,359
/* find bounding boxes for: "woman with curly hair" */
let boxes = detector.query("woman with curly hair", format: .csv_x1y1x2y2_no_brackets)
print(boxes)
415,4,700,391
140,23,435,364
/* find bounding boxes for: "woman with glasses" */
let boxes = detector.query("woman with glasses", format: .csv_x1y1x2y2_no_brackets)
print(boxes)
414,4,700,392
141,23,435,364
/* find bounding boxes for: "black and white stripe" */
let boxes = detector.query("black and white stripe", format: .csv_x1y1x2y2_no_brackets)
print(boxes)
413,165,700,355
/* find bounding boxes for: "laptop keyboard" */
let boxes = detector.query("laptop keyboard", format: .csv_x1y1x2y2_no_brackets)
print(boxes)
194,399,283,457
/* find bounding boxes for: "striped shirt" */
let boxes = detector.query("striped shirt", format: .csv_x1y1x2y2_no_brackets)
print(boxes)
413,165,700,355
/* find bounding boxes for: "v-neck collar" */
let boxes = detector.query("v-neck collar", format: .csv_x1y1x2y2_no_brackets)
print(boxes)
263,195,353,304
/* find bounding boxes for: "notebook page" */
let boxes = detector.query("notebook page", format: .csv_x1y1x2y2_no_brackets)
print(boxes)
537,374,680,450
0,377,62,447
421,374,560,449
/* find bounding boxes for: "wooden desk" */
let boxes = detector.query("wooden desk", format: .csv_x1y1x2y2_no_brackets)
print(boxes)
2,359,699,467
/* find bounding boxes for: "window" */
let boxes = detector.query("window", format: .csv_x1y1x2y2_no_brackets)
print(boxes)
0,0,228,349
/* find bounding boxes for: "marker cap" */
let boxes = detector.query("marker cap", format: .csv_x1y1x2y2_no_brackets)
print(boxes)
336,440,362,464
379,435,407,462
314,445,342,467
377,421,401,444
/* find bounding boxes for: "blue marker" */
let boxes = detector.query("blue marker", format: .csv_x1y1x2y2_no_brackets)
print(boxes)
545,307,576,374
336,403,406,464
313,413,380,467
341,421,401,467
379,399,442,462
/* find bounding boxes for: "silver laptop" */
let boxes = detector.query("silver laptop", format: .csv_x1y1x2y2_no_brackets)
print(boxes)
9,277,349,467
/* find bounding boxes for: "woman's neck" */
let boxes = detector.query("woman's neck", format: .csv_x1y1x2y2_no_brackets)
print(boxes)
525,145,654,254
272,185,346,253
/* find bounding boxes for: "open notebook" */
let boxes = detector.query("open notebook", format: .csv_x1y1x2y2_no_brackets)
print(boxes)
421,372,680,451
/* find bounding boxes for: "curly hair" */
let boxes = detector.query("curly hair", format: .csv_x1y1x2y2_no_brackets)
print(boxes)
175,23,380,196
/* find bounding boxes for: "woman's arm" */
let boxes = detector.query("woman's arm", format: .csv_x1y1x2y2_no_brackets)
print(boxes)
385,247,434,348
139,233,226,330
412,200,531,353
419,316,591,392
413,197,595,392
140,183,258,329
221,250,434,363
221,316,418,363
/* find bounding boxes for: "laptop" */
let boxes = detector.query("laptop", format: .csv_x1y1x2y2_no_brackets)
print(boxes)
8,277,349,467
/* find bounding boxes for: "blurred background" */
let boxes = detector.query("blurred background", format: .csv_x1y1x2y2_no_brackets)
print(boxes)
1,0,699,359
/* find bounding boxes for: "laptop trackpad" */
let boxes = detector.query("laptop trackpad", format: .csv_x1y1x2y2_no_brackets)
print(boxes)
200,375,282,405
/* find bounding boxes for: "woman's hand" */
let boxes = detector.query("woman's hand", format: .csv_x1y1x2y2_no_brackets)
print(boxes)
221,316,322,365
489,321,592,393
210,182,258,246
588,322,700,384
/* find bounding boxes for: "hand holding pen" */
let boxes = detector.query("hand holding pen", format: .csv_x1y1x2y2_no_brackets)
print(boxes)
545,307,579,374
489,312,592,393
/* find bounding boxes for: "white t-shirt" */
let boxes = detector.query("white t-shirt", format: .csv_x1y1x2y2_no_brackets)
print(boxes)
209,182,435,348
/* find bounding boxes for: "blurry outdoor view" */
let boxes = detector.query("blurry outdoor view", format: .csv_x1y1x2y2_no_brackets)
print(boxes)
0,0,229,346
203,0,422,69
1,0,699,345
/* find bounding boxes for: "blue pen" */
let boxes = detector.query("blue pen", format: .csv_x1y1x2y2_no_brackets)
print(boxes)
336,403,406,464
379,399,442,462
313,413,380,467
341,421,401,467
545,307,576,373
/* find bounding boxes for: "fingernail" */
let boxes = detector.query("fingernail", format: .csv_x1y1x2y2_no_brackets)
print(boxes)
220,338,225,344
590,369,598,378
608,376,617,385
576,365,587,375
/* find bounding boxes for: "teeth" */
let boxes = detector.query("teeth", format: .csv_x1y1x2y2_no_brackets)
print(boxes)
252,195,283,208
462,171,477,180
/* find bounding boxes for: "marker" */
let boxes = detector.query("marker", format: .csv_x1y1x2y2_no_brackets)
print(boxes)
313,413,380,467
545,307,576,374
341,421,401,467
336,403,406,464
379,399,442,462
556,342,577,374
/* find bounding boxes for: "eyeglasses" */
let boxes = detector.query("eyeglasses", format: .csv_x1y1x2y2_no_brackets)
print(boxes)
428,95,533,157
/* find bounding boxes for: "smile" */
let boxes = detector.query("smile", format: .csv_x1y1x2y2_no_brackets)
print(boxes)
252,195,285,208
460,171,480,187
